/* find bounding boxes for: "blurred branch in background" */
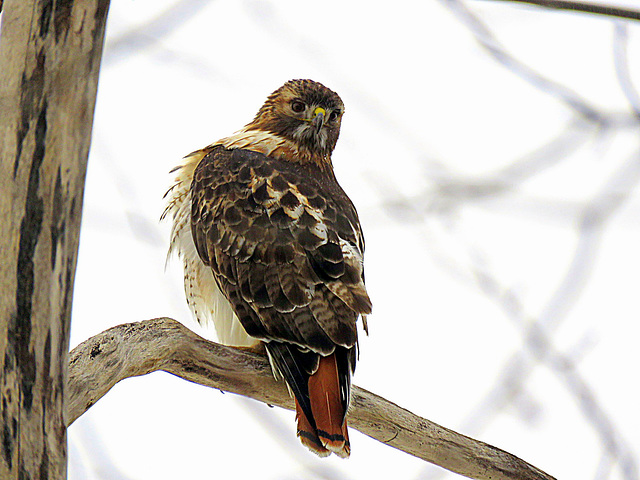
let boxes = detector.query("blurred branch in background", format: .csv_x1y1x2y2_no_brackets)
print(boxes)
613,23,640,119
366,2,640,479
104,0,210,64
477,0,640,22
444,0,637,125
68,318,557,480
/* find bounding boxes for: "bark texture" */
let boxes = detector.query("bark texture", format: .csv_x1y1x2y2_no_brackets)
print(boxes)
0,1,110,478
68,318,556,480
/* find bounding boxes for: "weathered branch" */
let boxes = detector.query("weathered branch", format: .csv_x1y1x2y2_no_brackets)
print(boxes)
477,0,640,21
69,318,556,480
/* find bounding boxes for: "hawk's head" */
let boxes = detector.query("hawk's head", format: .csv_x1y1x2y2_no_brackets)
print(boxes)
246,79,345,162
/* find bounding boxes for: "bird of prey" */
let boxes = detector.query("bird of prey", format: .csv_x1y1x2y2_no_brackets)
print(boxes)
163,79,372,458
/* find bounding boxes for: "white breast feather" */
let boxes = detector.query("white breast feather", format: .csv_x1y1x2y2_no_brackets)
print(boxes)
164,149,257,347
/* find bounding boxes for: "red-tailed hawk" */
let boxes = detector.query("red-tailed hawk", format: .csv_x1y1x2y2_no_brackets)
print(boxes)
163,79,371,458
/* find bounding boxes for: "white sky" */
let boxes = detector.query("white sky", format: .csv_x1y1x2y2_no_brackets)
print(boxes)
64,1,640,479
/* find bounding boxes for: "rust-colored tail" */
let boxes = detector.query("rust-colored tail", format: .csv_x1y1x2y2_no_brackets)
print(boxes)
295,354,350,458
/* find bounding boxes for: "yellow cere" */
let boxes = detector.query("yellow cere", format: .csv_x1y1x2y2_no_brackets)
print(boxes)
313,107,326,117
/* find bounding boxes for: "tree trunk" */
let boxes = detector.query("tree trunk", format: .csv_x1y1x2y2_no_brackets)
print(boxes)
0,1,110,478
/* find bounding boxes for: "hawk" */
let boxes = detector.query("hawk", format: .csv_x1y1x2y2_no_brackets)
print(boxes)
163,79,372,458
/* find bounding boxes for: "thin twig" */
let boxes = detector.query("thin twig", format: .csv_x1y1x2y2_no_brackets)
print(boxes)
442,0,605,121
613,23,640,119
477,0,640,22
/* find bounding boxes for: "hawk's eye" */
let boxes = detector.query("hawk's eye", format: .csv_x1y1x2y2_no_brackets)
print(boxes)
328,110,340,122
291,101,306,113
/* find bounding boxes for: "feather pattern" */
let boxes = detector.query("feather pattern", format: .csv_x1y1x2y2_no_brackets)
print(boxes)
308,353,351,457
188,143,370,457
189,145,371,346
163,149,257,347
165,79,371,457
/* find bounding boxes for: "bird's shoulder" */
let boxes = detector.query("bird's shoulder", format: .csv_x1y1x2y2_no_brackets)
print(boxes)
191,144,362,250
190,144,371,313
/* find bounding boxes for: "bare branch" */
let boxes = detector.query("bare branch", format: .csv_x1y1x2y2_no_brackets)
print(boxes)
613,23,640,119
475,0,640,22
69,318,556,480
442,0,604,121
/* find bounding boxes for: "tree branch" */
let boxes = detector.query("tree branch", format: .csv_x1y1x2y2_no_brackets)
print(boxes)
476,0,640,21
69,318,556,480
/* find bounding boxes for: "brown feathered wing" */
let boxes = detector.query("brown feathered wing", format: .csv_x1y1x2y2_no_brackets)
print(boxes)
190,145,371,456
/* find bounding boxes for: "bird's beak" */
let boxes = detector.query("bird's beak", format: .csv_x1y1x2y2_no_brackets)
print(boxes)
312,107,326,134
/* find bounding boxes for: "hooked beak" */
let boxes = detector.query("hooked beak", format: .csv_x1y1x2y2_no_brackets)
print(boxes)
312,107,326,134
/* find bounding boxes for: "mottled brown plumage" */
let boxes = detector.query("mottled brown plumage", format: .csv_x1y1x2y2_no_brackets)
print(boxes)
165,79,371,457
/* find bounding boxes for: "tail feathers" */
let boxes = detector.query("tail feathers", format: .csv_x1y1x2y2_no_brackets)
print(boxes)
301,354,351,458
268,342,352,458
295,398,331,457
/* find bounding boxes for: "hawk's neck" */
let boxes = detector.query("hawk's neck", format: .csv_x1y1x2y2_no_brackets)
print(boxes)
214,127,333,169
